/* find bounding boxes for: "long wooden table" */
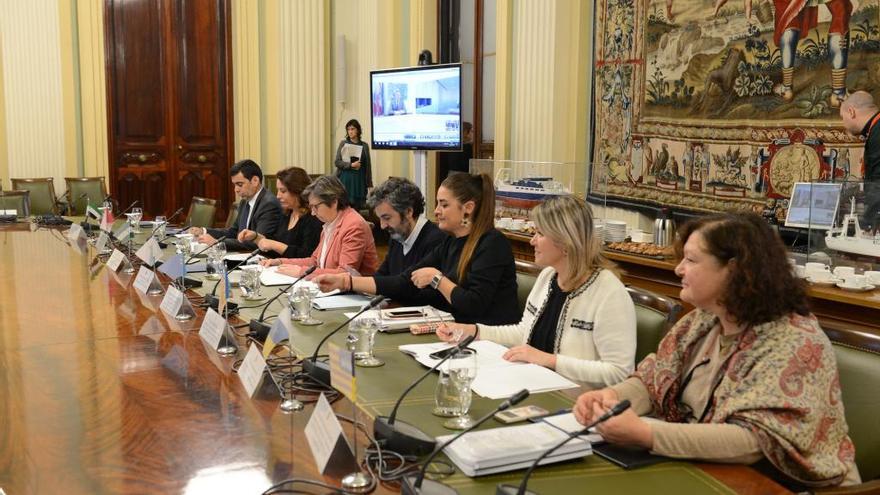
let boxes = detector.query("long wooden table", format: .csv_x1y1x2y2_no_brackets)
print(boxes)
0,224,790,494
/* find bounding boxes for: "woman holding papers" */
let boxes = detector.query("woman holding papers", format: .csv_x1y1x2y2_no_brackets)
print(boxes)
435,195,637,389
334,119,373,209
238,167,321,258
260,175,378,277
573,213,861,489
313,173,519,325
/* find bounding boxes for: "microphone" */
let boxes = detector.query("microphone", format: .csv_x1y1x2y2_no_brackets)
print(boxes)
156,221,192,244
302,295,386,386
203,248,261,312
248,265,317,341
496,400,632,495
374,335,477,456
401,389,531,495
148,206,185,238
118,199,140,216
185,235,227,264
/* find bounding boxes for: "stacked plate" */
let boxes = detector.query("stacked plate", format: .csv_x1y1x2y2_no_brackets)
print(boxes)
594,222,606,243
605,220,627,242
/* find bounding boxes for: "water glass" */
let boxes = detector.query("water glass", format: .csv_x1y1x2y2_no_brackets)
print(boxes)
153,215,167,239
176,234,193,259
432,370,459,417
289,286,311,321
293,285,323,326
443,349,478,430
130,207,143,233
350,318,383,367
240,265,262,299
205,243,225,280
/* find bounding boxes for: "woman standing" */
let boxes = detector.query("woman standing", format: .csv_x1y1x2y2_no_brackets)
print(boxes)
237,167,321,258
334,119,372,209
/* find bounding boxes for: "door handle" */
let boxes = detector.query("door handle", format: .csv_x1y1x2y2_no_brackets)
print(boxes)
138,154,147,163
198,154,207,163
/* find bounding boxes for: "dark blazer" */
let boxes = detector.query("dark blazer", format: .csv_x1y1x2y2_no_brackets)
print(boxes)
208,187,282,251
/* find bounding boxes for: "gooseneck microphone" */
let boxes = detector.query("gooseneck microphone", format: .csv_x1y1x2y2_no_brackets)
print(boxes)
374,335,477,456
248,265,317,341
400,389,531,495
496,400,632,495
302,295,386,386
185,235,228,264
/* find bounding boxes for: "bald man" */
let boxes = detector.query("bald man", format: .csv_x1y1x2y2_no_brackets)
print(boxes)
840,91,880,230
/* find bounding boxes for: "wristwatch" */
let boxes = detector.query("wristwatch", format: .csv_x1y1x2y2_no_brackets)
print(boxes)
430,273,443,289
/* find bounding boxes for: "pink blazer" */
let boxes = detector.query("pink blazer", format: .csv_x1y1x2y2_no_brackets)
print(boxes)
281,207,378,276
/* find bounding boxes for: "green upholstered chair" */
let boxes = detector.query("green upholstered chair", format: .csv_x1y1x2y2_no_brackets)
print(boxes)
514,260,542,315
185,196,218,229
264,174,278,195
11,178,59,215
0,190,31,217
64,177,107,215
224,201,239,229
626,285,682,363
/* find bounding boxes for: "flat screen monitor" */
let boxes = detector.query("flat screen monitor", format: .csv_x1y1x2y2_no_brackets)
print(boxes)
370,64,462,150
784,182,843,230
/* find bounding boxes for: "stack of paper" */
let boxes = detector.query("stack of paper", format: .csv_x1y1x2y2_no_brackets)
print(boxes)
344,305,452,331
398,340,578,399
437,421,591,476
311,293,374,310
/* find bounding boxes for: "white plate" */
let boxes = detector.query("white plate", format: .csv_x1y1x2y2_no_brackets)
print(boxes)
835,283,876,292
806,277,843,287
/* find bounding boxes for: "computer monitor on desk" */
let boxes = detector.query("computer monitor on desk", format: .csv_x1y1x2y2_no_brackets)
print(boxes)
784,182,842,230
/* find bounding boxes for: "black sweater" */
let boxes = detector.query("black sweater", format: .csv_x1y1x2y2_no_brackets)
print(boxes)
373,229,519,325
265,212,323,259
375,220,448,276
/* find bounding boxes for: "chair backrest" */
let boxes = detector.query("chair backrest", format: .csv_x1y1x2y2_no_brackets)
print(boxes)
826,329,880,482
264,174,278,195
225,201,240,229
0,190,31,217
514,260,542,314
626,285,682,363
64,177,107,215
186,196,218,228
11,178,58,215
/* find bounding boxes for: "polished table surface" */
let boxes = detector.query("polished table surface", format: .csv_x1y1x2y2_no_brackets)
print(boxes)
0,224,791,494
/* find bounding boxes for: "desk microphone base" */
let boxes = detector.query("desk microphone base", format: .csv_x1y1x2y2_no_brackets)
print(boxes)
401,474,458,495
302,358,331,388
373,416,436,456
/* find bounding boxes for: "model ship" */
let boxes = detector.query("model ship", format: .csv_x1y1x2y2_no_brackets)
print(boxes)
825,197,880,257
494,168,570,209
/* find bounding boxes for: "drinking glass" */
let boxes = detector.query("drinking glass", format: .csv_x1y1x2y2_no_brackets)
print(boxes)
130,207,143,233
153,215,167,239
351,318,383,367
176,234,193,259
240,265,263,299
432,370,458,417
296,285,323,326
205,242,225,280
289,286,311,321
442,349,478,430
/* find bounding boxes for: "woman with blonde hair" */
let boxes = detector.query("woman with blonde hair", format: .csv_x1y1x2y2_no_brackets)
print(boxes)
437,195,637,388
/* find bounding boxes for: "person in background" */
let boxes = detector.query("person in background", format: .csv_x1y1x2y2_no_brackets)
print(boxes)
238,166,321,259
839,90,880,232
314,173,519,325
190,159,281,251
334,119,373,210
436,195,636,388
367,177,447,277
573,213,860,489
260,175,378,277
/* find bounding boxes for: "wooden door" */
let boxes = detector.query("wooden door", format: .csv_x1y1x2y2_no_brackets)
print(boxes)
104,0,232,222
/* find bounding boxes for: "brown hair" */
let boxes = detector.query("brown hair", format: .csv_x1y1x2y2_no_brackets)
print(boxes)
674,212,810,326
275,167,311,215
440,172,495,282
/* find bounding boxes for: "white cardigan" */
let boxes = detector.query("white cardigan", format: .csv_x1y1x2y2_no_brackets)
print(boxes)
477,267,636,389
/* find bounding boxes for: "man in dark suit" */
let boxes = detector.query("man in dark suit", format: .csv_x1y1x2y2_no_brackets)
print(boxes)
368,177,447,276
190,159,282,251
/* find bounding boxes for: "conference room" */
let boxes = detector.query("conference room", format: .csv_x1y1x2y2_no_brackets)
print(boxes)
1,1,879,494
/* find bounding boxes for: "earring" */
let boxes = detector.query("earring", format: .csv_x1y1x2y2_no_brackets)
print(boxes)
461,214,470,227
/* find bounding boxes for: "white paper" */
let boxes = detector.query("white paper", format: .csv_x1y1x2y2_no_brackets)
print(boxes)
135,237,163,267
341,143,363,163
106,249,126,271
160,286,185,317
199,308,227,349
541,412,604,444
344,305,452,331
67,223,85,242
133,266,158,294
311,293,372,310
95,231,109,253
304,393,349,474
225,252,261,261
238,343,267,398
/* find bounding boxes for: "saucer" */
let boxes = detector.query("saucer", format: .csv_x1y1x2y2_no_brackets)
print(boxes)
806,276,842,287
835,283,876,292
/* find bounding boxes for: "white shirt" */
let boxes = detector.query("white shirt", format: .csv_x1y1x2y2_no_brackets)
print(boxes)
318,213,341,268
244,188,262,229
401,216,428,256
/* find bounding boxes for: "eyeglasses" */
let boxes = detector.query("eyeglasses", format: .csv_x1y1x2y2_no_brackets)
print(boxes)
308,202,325,212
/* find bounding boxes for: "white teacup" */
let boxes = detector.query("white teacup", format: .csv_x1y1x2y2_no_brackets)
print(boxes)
865,271,880,285
842,274,868,288
808,271,834,283
833,266,856,278
805,262,830,273
793,265,807,278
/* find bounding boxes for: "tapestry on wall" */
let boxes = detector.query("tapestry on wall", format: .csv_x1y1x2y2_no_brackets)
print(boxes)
589,0,880,217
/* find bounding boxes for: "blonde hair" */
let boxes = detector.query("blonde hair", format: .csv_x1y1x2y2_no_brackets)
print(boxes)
530,195,616,284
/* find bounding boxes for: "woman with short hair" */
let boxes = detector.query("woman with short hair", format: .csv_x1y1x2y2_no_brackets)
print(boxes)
574,212,860,488
437,195,637,388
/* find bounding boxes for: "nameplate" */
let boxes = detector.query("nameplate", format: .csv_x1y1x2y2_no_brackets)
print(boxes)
135,237,163,267
106,249,126,271
160,286,185,317
199,308,227,349
114,223,131,241
262,307,292,358
95,231,110,253
67,223,85,242
304,393,356,475
329,342,356,401
238,343,267,398
133,266,163,295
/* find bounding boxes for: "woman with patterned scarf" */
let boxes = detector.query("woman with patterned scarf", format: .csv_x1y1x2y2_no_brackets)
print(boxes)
574,212,860,488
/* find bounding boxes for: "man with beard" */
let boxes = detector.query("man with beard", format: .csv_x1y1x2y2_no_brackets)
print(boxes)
367,177,447,276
